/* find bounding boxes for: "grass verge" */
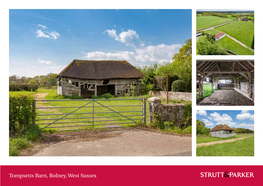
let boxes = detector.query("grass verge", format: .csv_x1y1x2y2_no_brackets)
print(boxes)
196,136,254,156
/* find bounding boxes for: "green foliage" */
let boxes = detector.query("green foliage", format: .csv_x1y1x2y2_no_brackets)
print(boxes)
136,64,157,94
183,103,192,126
9,137,31,156
171,39,192,91
9,95,36,136
25,124,42,141
196,119,210,136
48,74,58,86
9,84,38,91
197,39,227,55
171,80,187,92
235,128,254,133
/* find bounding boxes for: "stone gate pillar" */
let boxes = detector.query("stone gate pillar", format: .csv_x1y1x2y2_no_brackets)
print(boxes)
147,97,162,124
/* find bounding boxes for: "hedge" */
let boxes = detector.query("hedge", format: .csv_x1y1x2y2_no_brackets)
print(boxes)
9,84,38,91
9,95,36,136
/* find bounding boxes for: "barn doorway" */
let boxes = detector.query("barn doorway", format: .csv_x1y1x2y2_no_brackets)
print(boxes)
97,85,115,96
81,84,94,98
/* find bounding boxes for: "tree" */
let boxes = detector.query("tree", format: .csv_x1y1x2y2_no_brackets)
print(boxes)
48,73,57,86
171,39,192,91
28,80,39,87
40,77,50,87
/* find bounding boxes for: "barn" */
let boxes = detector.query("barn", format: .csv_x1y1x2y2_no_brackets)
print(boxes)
210,124,235,138
57,60,145,98
197,60,254,106
213,32,226,41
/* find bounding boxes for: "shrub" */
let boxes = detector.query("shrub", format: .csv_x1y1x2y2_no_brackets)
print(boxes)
9,84,38,91
171,80,187,92
9,95,36,136
9,137,31,156
25,124,42,142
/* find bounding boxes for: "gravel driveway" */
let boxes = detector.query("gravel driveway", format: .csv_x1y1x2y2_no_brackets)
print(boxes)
32,129,192,156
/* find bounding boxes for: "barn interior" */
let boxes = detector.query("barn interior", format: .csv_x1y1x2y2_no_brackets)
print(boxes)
197,60,254,106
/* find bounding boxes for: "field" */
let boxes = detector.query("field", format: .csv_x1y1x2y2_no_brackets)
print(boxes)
197,135,254,156
197,134,247,144
196,16,233,30
218,36,254,55
217,21,254,48
205,29,219,35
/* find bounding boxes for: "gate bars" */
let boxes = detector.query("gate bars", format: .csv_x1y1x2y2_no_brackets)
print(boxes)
35,98,146,131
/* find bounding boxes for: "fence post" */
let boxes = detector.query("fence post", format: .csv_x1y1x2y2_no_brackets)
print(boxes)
92,100,94,128
32,100,36,124
143,98,146,125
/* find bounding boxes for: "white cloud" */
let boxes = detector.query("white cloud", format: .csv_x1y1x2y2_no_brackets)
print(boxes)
202,119,214,126
36,30,50,38
210,112,233,124
36,28,60,40
83,51,135,61
104,29,141,47
196,110,207,117
88,28,181,65
38,24,47,29
236,110,254,121
135,44,181,63
238,123,254,130
83,43,181,65
50,31,60,40
38,58,53,65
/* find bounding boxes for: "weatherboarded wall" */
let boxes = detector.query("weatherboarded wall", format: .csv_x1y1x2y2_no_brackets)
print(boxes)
149,91,192,101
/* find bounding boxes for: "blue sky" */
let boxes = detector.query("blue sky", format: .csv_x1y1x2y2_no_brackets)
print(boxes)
9,9,191,77
196,110,254,130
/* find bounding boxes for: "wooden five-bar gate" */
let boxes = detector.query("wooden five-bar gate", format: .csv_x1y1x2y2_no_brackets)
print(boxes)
35,98,146,131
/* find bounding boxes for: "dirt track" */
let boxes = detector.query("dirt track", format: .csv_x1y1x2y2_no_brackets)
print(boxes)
30,129,192,156
198,90,254,106
197,137,247,147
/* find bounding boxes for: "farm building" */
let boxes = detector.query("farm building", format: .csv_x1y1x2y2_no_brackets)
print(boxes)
57,60,145,98
197,60,254,106
213,32,226,41
210,124,234,138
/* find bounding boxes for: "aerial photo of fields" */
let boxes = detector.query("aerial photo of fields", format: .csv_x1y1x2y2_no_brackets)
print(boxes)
196,10,254,55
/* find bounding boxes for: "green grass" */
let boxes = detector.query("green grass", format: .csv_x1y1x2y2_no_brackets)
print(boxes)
205,29,220,35
217,21,254,48
197,83,215,98
218,36,254,55
9,91,37,96
197,135,245,144
197,16,233,30
197,136,254,156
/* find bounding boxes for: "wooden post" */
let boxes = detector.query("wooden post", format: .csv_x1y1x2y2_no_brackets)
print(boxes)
167,71,169,104
211,79,213,92
32,100,36,124
248,72,252,98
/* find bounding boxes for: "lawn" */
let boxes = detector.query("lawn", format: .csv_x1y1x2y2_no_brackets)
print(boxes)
197,135,246,144
218,36,254,55
196,136,254,156
196,16,233,30
217,21,254,48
